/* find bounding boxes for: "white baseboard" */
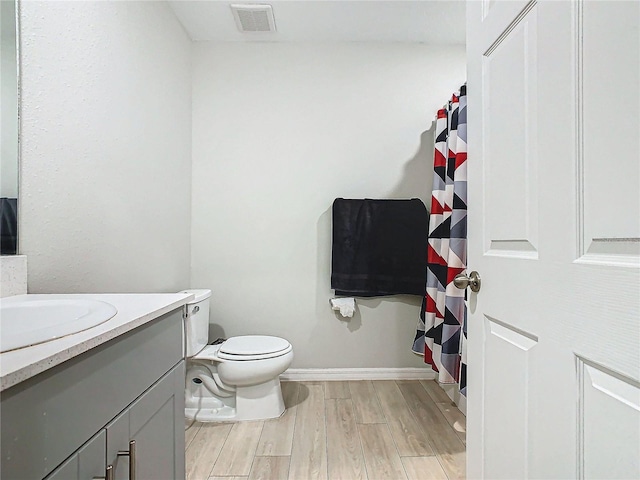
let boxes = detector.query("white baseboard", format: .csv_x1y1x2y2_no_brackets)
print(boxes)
280,367,436,381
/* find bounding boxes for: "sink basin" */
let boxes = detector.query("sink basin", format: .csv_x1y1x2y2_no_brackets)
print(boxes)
0,298,118,353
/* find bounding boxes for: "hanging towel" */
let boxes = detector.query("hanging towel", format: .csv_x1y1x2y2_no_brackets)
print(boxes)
0,197,18,255
331,198,428,297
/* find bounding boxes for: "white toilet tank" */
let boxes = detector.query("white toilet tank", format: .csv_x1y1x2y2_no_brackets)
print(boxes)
180,289,211,357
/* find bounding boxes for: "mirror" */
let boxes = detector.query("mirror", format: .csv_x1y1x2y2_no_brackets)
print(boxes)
1,0,18,254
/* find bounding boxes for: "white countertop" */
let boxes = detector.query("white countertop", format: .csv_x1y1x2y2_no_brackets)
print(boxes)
0,292,194,392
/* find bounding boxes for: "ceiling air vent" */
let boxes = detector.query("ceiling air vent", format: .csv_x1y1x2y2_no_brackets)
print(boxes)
230,4,276,33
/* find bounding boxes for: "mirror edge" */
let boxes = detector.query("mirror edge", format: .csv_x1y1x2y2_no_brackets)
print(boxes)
15,0,21,255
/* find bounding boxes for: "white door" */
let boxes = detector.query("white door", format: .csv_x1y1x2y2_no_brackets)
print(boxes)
466,1,640,479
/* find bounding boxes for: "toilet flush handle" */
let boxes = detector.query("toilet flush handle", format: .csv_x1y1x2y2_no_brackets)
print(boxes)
183,305,200,320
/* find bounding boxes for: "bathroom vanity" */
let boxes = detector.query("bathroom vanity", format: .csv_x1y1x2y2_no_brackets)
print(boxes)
0,293,193,480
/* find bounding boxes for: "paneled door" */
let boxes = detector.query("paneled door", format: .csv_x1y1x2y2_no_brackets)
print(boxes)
466,1,639,478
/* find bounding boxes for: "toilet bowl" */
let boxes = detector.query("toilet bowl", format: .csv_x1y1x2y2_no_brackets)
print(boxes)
181,290,293,422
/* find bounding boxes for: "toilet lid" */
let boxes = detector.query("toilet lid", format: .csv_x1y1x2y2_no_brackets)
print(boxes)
219,335,291,357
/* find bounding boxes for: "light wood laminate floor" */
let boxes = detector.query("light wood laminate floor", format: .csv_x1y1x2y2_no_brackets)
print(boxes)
185,380,466,480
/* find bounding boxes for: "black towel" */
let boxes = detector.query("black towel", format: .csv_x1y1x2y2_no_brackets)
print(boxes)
0,197,17,255
331,198,428,297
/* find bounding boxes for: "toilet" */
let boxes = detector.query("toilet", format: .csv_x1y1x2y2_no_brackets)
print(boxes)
181,289,293,422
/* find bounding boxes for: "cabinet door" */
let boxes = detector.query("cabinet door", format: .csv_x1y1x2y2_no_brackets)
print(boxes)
45,429,106,480
106,361,185,480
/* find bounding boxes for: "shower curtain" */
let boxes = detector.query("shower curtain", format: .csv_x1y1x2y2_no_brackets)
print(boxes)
413,85,467,397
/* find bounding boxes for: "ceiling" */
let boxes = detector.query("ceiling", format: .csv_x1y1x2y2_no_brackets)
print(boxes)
168,1,466,44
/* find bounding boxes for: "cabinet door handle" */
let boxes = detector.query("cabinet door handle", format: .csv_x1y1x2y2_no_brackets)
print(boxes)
117,440,137,480
93,464,114,480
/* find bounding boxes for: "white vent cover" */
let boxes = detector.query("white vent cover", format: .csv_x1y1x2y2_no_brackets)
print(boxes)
230,4,276,33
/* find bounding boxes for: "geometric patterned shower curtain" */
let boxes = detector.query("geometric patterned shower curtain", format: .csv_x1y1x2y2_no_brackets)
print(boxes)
413,85,467,396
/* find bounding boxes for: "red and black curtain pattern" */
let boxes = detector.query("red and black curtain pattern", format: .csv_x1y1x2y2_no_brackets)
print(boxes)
413,85,467,396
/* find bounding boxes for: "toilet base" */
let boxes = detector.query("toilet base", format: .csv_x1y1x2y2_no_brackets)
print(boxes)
185,377,286,422
185,405,237,422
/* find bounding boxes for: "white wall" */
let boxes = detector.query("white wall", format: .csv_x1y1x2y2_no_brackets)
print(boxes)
19,1,192,293
192,43,466,368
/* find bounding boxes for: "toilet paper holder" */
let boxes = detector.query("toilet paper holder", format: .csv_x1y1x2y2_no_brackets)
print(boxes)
330,297,356,318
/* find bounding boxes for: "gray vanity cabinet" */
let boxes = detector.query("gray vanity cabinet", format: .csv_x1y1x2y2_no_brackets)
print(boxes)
1,308,186,480
46,430,106,480
106,362,185,480
45,362,185,480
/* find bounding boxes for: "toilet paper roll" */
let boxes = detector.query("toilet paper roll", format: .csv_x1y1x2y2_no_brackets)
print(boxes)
330,297,356,318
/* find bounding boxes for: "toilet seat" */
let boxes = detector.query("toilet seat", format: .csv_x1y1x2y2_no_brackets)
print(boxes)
218,344,293,361
219,335,292,361
194,335,292,362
